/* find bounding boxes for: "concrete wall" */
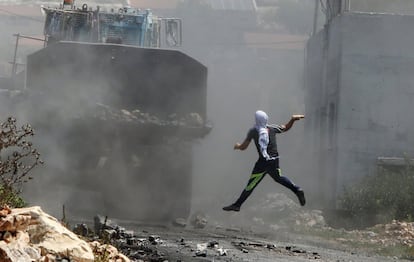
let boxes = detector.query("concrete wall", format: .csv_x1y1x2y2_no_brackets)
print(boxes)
305,12,414,206
338,13,414,187
305,17,343,206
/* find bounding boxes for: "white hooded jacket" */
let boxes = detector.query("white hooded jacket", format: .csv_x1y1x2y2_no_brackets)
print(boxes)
254,110,275,161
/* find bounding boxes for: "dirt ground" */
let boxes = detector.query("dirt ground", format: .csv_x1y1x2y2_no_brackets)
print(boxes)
104,194,413,262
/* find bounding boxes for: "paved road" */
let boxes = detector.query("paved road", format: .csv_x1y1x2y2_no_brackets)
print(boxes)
117,222,406,262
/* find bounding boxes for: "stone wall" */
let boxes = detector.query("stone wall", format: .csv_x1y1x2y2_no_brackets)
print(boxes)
305,12,414,206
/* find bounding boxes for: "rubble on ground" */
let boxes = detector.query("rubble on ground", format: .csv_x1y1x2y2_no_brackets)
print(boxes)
89,241,130,262
89,211,414,260
189,211,208,229
232,241,321,259
2,204,413,261
194,240,228,257
246,194,413,250
170,212,208,229
246,193,326,230
172,218,187,228
377,220,414,247
87,213,414,261
335,220,414,248
93,215,167,261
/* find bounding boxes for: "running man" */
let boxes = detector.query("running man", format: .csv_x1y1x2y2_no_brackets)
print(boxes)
223,110,306,212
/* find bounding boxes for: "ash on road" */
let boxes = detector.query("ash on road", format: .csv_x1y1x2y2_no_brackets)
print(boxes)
114,222,404,262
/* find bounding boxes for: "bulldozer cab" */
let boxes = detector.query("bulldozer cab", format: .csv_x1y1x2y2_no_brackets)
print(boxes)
43,5,182,48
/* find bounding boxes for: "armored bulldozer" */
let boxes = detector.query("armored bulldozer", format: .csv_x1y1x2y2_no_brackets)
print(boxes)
7,2,211,222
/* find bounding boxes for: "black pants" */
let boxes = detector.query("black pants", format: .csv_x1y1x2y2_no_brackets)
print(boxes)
234,158,300,207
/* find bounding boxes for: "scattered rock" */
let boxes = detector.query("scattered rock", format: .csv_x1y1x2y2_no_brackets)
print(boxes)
190,211,208,229
0,206,11,218
367,220,414,247
172,218,187,228
207,240,219,248
245,193,326,230
225,227,241,232
195,249,207,257
90,241,130,262
73,223,89,237
196,242,207,252
148,235,162,245
217,247,227,256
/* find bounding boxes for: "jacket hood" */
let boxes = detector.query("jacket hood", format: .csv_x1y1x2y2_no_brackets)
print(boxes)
255,110,268,130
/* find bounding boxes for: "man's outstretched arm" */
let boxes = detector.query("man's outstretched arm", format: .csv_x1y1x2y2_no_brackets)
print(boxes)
234,139,250,150
281,114,305,132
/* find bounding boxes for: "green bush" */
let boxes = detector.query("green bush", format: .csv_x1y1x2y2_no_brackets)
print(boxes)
0,117,42,208
0,185,26,208
339,158,414,225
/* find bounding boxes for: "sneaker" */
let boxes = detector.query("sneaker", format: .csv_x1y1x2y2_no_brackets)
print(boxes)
222,204,240,212
296,190,306,206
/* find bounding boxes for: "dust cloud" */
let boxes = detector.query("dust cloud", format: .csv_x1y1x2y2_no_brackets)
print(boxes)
0,0,318,226
174,1,315,227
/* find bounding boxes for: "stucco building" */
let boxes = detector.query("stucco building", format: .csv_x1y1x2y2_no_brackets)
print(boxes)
305,1,414,206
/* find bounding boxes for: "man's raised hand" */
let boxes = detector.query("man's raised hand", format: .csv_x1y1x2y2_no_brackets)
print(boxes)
292,114,305,121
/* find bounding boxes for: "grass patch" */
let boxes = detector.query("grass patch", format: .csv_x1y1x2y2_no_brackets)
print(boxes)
338,155,414,227
292,224,414,259
377,244,414,260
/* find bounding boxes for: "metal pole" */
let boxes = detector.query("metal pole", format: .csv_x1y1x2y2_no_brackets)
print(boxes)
15,35,45,42
312,0,319,36
11,33,20,78
345,0,350,11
